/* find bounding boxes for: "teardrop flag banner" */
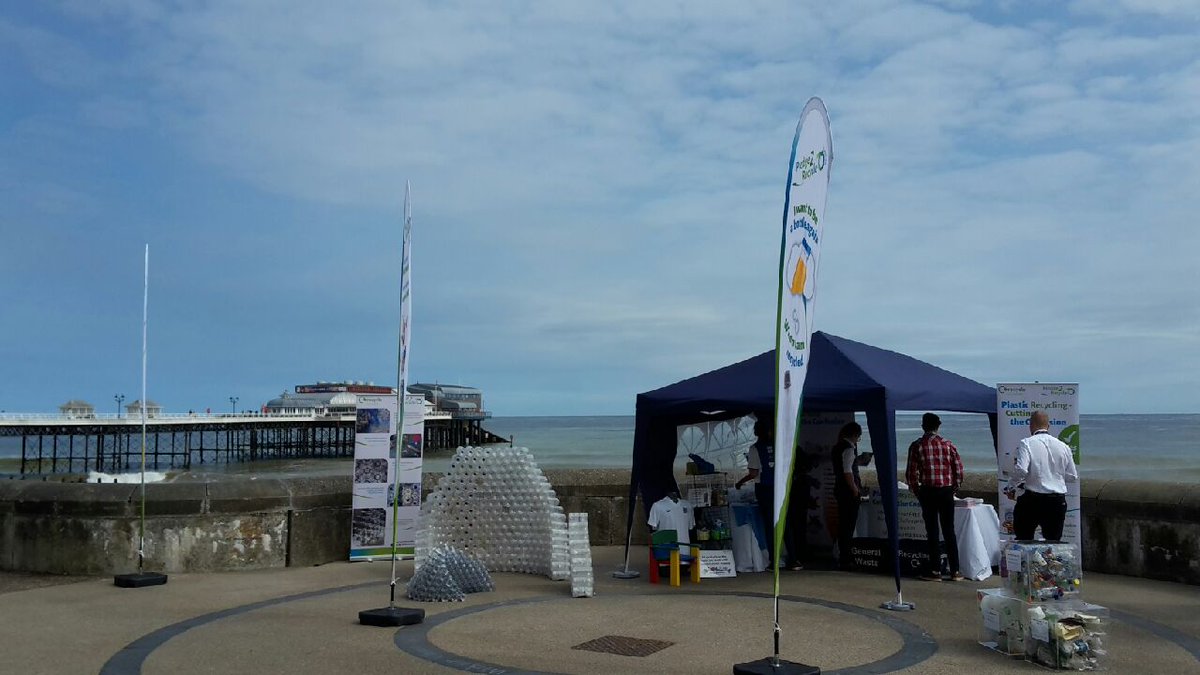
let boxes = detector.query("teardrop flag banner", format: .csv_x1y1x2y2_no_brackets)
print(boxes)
773,98,833,582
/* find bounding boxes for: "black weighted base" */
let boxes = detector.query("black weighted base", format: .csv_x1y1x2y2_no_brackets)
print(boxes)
359,606,425,627
733,657,820,675
114,572,169,588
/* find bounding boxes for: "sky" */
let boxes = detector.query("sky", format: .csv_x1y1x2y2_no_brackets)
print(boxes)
2,1,1198,417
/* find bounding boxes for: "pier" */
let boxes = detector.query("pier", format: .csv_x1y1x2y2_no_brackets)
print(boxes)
0,411,510,476
0,413,354,476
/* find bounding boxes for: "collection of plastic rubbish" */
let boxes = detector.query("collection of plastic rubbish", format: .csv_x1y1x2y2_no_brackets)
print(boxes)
980,542,1107,670
407,545,494,602
568,513,594,597
408,446,599,602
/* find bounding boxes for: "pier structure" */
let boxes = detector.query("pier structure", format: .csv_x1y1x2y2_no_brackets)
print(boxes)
408,382,509,448
2,382,510,477
0,412,354,476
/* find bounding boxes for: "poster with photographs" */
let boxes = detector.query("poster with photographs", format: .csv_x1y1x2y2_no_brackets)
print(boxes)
350,393,425,560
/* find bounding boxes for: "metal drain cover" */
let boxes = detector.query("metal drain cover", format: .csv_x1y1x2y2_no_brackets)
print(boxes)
572,635,674,657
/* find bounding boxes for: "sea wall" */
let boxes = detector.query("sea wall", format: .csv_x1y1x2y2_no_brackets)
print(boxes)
1,470,1196,584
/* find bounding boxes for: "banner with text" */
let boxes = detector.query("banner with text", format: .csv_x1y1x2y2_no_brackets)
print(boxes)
774,98,833,568
350,393,425,560
996,383,1081,548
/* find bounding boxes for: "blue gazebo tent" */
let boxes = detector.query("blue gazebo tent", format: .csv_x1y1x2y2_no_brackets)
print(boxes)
626,331,998,593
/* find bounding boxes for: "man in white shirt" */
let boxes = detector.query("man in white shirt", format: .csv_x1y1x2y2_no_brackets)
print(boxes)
648,492,696,545
1009,411,1079,541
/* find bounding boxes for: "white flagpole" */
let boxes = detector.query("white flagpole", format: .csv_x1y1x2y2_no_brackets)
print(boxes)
359,182,422,626
388,181,413,607
115,244,167,586
139,244,149,572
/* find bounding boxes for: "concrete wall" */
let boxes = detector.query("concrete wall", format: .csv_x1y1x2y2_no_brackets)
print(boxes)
0,477,350,574
2,470,1197,585
911,472,1200,586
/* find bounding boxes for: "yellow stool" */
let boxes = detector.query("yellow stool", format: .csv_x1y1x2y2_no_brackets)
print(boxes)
649,530,700,586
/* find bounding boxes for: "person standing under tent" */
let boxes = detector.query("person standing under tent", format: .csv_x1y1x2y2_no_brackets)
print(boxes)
905,412,965,582
1008,410,1078,541
831,421,868,571
735,417,805,571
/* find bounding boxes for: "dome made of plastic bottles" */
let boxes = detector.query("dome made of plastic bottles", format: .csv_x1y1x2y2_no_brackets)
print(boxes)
415,446,569,581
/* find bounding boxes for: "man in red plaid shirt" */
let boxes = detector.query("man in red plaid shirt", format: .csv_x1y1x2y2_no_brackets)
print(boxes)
905,412,964,581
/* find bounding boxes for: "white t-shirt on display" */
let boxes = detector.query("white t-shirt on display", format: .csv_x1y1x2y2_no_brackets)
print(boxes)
647,496,696,545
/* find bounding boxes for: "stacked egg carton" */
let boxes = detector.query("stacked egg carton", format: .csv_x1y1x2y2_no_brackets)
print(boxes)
568,512,594,597
415,446,570,581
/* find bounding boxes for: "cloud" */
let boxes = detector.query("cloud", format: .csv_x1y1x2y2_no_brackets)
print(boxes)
1,1,1199,414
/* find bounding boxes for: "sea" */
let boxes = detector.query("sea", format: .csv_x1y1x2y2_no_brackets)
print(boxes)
3,413,1198,483
483,413,1200,483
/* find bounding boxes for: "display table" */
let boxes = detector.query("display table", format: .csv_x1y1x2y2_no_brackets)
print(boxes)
729,503,768,572
855,493,1001,580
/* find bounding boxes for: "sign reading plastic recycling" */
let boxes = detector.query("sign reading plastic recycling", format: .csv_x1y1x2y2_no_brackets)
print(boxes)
995,383,1081,549
350,393,425,560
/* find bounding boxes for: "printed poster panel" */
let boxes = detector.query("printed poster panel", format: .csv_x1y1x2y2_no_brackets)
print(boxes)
350,393,425,560
996,383,1081,548
774,98,833,566
796,411,852,551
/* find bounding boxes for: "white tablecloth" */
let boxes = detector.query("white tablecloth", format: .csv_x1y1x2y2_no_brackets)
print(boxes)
856,498,1001,580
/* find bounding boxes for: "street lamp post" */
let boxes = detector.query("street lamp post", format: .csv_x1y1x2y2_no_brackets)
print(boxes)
229,396,239,414
115,394,125,419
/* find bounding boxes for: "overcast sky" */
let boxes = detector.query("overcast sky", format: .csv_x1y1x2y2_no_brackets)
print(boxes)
2,1,1198,416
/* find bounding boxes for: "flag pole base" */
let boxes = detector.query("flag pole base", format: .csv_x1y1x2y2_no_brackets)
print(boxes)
114,572,168,588
881,591,915,612
359,606,425,627
733,657,820,674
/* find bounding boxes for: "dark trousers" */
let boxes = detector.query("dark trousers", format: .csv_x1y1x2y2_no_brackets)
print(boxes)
835,490,860,568
755,483,775,563
755,483,805,567
784,489,807,567
1013,490,1068,541
916,485,959,575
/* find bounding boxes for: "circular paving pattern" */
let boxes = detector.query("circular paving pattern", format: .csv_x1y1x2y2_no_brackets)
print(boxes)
394,591,938,675
96,584,1200,674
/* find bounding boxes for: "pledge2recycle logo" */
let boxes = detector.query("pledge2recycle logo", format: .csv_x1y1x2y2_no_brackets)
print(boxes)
781,148,827,367
793,149,827,183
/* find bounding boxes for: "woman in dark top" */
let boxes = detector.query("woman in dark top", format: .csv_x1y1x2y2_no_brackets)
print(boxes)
831,422,867,570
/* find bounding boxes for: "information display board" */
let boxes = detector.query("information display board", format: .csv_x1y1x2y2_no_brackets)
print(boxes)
350,393,425,560
996,383,1081,548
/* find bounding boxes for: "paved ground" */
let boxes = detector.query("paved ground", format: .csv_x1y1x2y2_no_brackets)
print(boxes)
2,547,1198,674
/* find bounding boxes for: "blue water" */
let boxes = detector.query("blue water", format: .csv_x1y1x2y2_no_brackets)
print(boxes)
461,413,1200,483
4,413,1199,483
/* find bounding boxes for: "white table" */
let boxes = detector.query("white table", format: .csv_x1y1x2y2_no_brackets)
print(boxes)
855,493,1001,580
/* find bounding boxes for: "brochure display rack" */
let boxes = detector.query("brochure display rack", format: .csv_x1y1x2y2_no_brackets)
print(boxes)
686,473,732,551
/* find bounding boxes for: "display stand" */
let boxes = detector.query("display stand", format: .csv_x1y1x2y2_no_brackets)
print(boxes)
687,473,737,578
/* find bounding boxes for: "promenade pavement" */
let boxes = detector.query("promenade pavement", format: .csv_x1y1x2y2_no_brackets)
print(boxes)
2,546,1198,674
